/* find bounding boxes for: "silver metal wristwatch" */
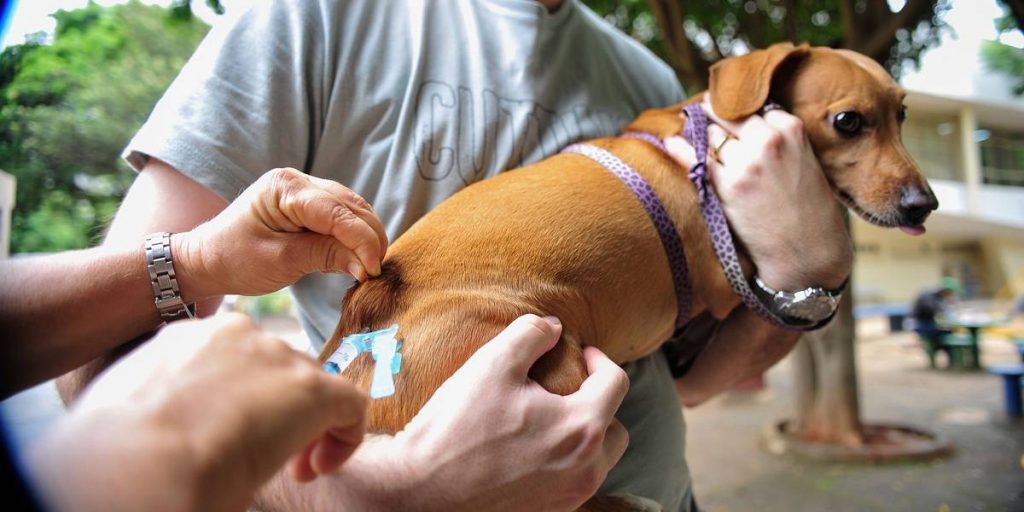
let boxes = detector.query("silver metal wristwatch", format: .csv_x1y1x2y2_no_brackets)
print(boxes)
145,232,196,321
751,275,846,329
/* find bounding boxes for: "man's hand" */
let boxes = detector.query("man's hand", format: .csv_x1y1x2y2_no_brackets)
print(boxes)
665,99,853,291
387,315,630,511
173,167,389,300
30,313,369,512
261,315,631,512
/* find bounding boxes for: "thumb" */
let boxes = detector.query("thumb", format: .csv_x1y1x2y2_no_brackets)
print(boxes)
285,374,369,482
472,315,563,380
702,96,745,135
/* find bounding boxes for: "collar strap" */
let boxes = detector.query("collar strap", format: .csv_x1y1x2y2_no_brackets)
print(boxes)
561,143,693,330
680,104,796,330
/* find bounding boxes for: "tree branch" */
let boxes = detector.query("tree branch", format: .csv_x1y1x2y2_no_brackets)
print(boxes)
783,0,799,42
858,0,937,62
1002,0,1024,33
838,0,860,47
647,0,711,90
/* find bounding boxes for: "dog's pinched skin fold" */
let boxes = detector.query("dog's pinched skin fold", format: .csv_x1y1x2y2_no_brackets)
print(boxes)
319,43,937,511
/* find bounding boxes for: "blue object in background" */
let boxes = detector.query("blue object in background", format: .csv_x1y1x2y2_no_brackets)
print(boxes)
988,364,1024,417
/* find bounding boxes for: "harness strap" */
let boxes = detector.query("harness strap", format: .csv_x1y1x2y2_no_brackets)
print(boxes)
621,131,668,153
681,104,792,329
561,143,693,330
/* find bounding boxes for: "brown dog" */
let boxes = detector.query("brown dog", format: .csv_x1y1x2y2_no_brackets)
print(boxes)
318,43,937,509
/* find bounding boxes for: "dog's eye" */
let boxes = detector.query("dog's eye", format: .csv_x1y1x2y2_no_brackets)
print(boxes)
833,112,863,136
898,106,907,123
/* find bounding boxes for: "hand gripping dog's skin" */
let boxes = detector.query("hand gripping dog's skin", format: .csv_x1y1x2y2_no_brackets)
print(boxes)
319,43,936,509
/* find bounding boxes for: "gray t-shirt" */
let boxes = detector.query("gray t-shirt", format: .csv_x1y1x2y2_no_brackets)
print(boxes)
125,0,692,509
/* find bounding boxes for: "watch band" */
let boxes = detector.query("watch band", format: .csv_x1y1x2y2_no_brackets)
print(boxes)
752,275,847,300
751,275,847,330
145,232,196,321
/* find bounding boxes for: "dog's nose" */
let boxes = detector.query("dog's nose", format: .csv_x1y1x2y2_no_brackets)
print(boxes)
900,186,938,225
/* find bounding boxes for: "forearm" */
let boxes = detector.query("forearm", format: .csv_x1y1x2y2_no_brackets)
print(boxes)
0,241,219,398
0,246,158,397
675,307,799,407
29,160,230,400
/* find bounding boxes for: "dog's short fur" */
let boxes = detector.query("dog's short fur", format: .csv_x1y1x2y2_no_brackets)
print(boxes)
319,43,937,509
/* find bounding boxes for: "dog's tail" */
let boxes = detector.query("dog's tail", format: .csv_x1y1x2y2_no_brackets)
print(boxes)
319,259,407,365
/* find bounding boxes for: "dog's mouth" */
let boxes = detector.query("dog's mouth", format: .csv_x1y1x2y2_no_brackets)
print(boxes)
836,189,928,236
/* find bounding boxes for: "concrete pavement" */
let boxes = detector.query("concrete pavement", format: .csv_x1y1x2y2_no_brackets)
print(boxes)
685,319,1024,512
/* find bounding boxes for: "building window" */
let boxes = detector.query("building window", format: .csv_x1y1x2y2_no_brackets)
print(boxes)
903,115,962,181
979,128,1024,187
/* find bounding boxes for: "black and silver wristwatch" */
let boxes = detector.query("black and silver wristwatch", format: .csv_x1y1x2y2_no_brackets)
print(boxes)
751,275,847,329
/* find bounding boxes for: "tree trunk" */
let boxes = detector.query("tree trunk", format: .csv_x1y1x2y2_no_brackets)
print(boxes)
647,0,711,90
789,291,863,446
789,210,862,446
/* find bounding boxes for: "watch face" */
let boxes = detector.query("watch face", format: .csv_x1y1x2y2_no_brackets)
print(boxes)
777,291,837,321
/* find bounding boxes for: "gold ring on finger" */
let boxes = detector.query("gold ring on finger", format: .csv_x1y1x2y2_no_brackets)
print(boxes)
714,135,732,155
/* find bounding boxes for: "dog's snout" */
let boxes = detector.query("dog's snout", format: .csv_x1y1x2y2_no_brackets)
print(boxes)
900,186,938,225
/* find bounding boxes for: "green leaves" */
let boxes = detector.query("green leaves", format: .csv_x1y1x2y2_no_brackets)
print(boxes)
982,7,1024,96
982,40,1024,95
1,1,209,253
582,0,950,91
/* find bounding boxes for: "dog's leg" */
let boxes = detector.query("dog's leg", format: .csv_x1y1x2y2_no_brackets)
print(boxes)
527,331,589,396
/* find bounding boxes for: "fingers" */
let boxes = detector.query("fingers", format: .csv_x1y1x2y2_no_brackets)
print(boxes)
701,97,804,163
475,315,562,380
571,346,629,421
286,442,319,482
602,419,629,466
262,168,387,278
287,429,362,482
663,135,698,169
701,96,744,134
573,348,630,471
293,232,372,282
310,373,369,451
285,372,369,482
310,426,364,475
290,188,385,278
306,174,389,256
706,124,736,163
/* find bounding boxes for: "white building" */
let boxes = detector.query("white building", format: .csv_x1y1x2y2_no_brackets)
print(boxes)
852,88,1024,306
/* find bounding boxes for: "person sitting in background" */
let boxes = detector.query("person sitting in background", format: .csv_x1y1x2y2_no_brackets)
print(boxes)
910,277,958,366
911,277,959,333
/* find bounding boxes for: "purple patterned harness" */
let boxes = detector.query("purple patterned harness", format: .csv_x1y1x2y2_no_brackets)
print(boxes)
562,104,793,331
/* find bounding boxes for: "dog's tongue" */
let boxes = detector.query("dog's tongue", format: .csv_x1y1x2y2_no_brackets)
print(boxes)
899,225,926,236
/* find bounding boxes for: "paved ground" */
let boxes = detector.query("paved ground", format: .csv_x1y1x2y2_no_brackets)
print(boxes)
685,318,1024,512
4,317,1022,511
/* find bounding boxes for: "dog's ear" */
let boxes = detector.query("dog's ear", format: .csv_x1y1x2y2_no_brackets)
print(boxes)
708,42,810,121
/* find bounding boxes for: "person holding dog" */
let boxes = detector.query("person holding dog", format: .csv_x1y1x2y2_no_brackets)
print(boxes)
47,0,851,510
